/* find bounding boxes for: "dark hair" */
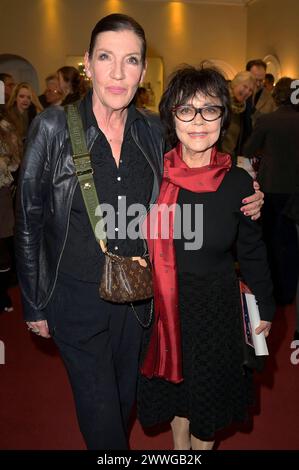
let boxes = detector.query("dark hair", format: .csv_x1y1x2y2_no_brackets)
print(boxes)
0,73,13,83
246,59,267,71
159,64,231,148
272,77,294,106
0,105,8,120
88,14,146,64
57,66,86,96
265,73,275,84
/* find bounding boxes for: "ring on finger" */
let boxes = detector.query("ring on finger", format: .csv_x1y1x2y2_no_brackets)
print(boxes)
28,327,40,334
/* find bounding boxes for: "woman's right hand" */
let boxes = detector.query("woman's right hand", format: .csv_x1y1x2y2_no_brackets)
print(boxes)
26,320,51,338
255,320,271,338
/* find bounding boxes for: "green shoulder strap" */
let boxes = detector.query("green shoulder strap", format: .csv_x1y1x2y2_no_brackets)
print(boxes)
65,103,107,249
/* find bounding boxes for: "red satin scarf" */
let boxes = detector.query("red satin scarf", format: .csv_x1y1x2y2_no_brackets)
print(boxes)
141,144,232,383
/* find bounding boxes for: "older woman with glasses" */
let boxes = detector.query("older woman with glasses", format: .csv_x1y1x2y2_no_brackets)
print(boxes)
138,65,275,450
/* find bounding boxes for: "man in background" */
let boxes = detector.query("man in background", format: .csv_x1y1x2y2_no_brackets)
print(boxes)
39,74,63,108
241,59,276,151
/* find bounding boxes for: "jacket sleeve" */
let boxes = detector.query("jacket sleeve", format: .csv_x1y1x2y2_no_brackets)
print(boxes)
15,115,51,321
243,115,267,158
236,171,275,322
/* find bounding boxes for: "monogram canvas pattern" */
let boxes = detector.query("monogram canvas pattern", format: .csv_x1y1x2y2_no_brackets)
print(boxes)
100,253,153,303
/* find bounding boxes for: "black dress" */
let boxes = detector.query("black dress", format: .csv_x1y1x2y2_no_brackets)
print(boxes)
138,166,275,440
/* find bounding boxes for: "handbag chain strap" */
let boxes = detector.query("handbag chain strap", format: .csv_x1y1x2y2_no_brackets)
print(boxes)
65,103,107,251
130,299,153,328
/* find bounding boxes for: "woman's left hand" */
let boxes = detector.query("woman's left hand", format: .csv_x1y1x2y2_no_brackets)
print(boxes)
240,181,264,220
255,320,272,338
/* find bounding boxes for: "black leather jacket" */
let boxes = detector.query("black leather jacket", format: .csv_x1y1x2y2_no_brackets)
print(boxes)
15,97,164,321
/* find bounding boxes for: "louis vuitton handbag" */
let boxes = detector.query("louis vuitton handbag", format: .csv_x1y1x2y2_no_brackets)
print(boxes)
100,251,153,303
66,104,153,308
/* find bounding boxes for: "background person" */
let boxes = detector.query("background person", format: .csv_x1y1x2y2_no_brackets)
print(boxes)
134,86,150,109
244,77,299,321
39,74,63,108
240,59,276,152
0,107,21,312
0,73,16,106
7,82,43,141
57,66,88,105
264,73,275,93
220,71,255,160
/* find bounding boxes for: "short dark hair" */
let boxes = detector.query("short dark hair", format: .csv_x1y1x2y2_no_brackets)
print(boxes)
246,59,267,71
57,66,81,93
88,14,147,65
265,73,275,84
0,73,13,83
272,77,294,106
159,64,231,148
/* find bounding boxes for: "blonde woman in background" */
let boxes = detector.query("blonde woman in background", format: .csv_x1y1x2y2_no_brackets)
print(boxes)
220,71,255,161
7,82,43,142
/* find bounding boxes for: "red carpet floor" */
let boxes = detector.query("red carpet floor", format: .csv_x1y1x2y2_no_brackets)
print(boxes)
0,287,298,450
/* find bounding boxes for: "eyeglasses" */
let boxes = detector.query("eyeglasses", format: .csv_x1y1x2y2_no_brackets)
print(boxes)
173,105,224,122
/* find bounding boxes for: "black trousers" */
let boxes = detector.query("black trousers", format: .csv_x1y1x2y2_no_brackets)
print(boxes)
46,272,146,450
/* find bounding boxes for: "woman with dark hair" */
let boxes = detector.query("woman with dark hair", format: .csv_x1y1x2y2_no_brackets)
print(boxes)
138,65,275,450
57,66,88,105
16,13,161,450
15,14,263,450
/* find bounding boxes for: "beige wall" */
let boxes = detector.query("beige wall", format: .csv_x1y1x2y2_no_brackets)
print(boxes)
247,0,299,77
0,0,247,91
